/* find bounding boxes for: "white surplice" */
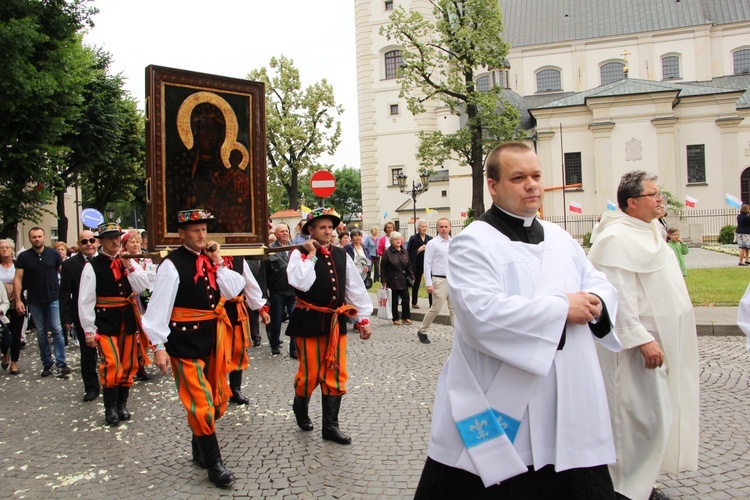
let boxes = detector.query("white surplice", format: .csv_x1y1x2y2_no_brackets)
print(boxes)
736,284,750,351
426,218,621,487
588,210,699,500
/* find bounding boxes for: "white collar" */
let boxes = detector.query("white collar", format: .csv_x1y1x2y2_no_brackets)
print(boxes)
496,204,536,227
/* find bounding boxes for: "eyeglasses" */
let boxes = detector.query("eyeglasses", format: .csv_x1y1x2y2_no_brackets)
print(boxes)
80,238,97,245
632,191,662,200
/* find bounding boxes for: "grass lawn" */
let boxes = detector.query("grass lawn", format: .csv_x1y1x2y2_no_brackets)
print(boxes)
685,268,749,306
375,268,749,306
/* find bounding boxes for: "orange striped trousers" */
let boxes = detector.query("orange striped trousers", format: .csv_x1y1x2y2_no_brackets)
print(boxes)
227,298,250,372
293,335,348,398
170,357,224,436
97,328,138,388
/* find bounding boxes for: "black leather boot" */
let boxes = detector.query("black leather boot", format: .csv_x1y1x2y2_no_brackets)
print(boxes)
321,395,351,444
102,387,119,426
292,395,313,431
195,433,235,488
191,434,206,468
228,370,249,405
116,386,131,421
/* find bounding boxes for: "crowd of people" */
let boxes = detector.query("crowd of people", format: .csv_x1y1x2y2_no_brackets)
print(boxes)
0,143,705,497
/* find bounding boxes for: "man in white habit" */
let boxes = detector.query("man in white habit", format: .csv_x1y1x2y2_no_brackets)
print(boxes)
415,141,622,499
588,171,698,500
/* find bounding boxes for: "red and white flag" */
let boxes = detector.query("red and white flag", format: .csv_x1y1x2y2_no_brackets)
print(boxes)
685,194,698,208
569,201,582,214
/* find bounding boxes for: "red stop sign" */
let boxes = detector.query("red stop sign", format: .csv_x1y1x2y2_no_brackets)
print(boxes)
310,170,336,198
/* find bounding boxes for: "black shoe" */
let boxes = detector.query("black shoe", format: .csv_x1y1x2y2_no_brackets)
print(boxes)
649,488,671,500
292,395,314,431
229,389,249,405
191,435,207,468
58,366,71,377
102,387,120,426
271,347,281,355
136,365,151,381
41,366,53,377
253,339,261,347
195,434,236,488
417,333,431,344
321,395,351,444
289,351,298,359
116,386,131,421
83,390,99,402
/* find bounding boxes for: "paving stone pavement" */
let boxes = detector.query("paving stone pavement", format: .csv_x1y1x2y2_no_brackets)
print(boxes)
1,323,749,498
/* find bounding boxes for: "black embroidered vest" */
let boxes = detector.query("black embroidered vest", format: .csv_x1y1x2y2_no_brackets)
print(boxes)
90,255,137,336
223,256,245,326
286,245,348,338
163,246,220,359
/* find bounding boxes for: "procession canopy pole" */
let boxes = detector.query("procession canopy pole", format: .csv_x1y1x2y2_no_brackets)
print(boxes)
122,241,320,262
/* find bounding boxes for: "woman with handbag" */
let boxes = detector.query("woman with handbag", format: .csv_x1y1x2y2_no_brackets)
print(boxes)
379,231,415,325
0,239,24,375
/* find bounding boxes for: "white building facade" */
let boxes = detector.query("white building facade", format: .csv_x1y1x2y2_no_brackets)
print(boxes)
355,0,750,234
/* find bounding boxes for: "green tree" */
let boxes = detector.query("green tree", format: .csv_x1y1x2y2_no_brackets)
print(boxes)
247,55,343,211
381,0,523,217
55,46,146,241
79,95,145,220
0,0,96,240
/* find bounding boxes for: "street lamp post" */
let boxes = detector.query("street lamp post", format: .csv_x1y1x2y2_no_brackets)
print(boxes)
106,207,115,222
396,171,430,235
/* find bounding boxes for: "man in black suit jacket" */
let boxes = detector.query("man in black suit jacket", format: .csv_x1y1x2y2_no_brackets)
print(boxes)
60,230,100,402
246,258,267,347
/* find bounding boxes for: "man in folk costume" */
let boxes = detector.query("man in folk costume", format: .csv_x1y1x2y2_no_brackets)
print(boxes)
415,142,622,498
588,171,699,500
222,254,270,405
78,222,150,426
141,209,245,489
286,207,373,444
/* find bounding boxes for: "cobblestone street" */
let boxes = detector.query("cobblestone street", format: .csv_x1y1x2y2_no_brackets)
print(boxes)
1,319,748,498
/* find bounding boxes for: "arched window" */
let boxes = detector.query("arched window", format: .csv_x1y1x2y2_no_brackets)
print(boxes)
536,69,561,93
600,62,625,85
662,56,680,80
385,50,403,80
476,75,491,92
741,167,750,204
734,49,750,75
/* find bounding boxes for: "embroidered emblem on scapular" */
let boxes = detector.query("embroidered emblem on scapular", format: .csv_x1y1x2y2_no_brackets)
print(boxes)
456,409,521,448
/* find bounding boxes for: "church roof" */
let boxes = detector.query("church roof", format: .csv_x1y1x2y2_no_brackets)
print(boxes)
501,0,750,48
530,77,744,110
682,75,750,108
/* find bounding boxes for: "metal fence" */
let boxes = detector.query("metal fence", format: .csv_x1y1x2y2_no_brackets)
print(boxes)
402,209,739,244
671,208,738,243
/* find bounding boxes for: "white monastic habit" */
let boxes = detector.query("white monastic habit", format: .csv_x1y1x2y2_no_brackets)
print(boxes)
426,211,621,488
588,209,699,500
736,284,750,351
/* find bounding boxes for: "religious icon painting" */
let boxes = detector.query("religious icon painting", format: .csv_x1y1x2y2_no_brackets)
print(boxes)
145,65,268,250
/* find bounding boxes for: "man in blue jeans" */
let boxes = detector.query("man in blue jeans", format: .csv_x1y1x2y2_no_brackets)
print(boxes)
13,227,70,377
265,223,297,357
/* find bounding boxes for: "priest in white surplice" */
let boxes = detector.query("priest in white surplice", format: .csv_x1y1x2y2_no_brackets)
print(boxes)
415,142,622,499
588,171,699,500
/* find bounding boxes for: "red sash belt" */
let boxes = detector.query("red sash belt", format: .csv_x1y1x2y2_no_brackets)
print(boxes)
96,294,150,366
294,297,358,368
170,298,232,407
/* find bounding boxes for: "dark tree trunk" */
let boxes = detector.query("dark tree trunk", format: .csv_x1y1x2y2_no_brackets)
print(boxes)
56,189,69,243
467,103,486,218
290,168,299,210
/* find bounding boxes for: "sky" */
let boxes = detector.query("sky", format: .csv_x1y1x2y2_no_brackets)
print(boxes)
82,0,361,170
